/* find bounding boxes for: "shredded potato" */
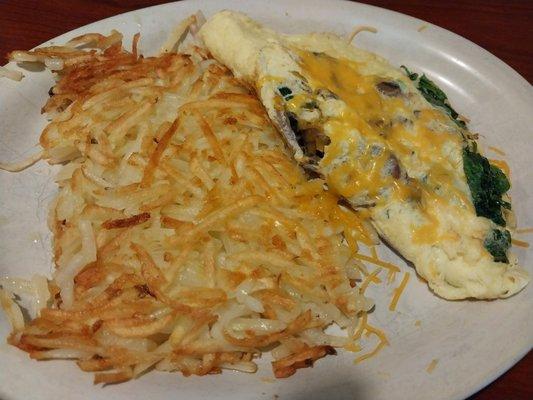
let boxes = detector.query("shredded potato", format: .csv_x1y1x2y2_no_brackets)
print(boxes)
0,22,410,383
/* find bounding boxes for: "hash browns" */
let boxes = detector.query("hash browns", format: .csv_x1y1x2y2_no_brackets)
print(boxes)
1,30,378,382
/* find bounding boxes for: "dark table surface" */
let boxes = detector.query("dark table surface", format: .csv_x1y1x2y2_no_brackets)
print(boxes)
0,1,531,399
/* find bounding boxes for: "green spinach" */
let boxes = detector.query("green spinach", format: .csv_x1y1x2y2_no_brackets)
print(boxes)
484,229,511,263
400,66,466,128
278,86,294,101
400,66,418,81
462,148,510,226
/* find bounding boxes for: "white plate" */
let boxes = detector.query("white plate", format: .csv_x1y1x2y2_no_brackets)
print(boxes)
0,1,531,399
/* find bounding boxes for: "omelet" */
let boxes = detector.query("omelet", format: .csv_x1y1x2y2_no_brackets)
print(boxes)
199,11,529,299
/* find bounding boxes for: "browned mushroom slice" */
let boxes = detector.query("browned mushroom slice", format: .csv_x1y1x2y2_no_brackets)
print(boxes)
376,81,402,97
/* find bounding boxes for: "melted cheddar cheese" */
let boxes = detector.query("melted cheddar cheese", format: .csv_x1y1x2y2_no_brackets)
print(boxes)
291,51,470,208
283,50,477,247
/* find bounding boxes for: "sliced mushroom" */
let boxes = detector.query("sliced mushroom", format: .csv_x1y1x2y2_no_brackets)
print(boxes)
385,155,401,179
316,88,339,100
298,128,331,162
271,109,304,161
376,81,402,97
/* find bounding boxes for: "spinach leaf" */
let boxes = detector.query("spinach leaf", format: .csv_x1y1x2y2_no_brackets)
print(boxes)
463,148,510,226
278,86,294,101
400,66,466,128
400,66,418,81
418,75,466,128
484,229,511,263
490,164,511,194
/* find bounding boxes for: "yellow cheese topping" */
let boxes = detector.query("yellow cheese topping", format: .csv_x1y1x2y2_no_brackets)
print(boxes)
296,179,376,250
285,49,474,243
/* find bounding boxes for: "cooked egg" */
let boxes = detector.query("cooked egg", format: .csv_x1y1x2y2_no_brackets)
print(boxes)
199,11,529,299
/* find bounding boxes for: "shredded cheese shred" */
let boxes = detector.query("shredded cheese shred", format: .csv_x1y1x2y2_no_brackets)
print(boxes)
389,272,411,311
511,239,530,248
426,359,438,373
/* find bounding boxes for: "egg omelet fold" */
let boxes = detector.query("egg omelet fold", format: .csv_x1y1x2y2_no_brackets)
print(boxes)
199,11,529,299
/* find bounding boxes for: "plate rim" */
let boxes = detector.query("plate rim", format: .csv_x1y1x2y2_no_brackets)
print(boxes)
0,1,531,400
2,0,531,89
